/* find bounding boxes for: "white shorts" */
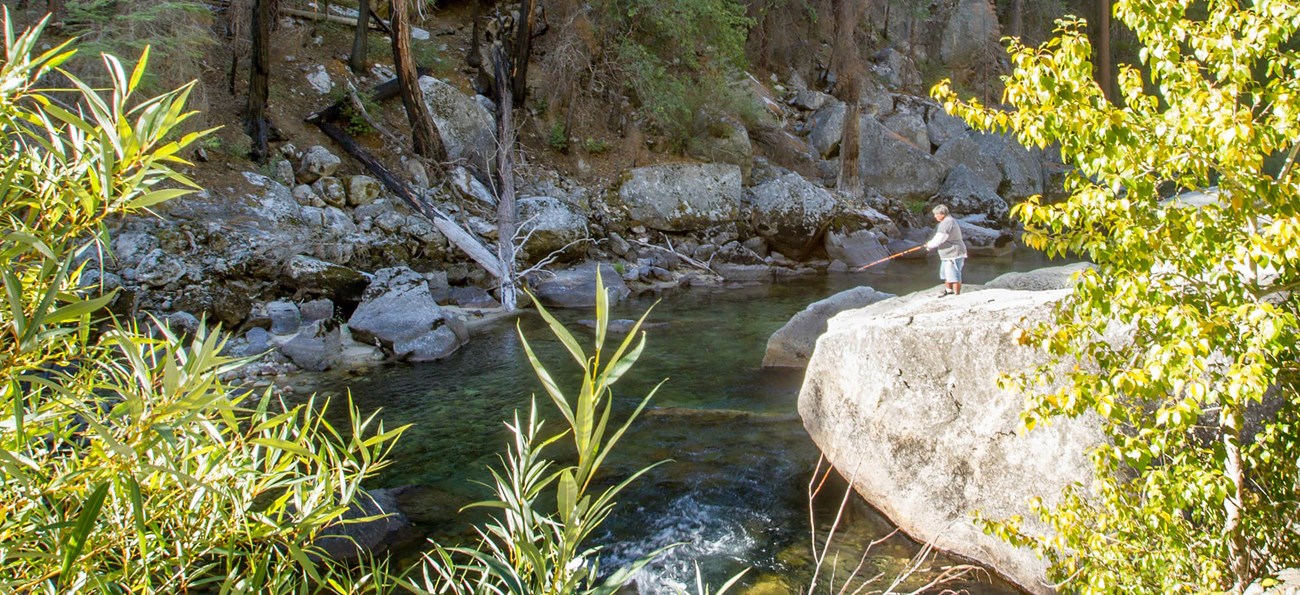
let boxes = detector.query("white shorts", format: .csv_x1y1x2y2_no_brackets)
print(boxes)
940,258,965,283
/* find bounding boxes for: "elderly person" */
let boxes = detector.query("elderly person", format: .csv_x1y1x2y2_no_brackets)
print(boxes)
925,204,968,296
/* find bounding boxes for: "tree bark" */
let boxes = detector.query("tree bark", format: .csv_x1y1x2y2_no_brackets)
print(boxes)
245,0,273,162
1097,0,1113,102
391,0,446,160
510,0,536,103
350,0,369,73
1223,408,1251,592
492,44,519,311
832,0,865,195
837,76,862,195
1010,0,1024,39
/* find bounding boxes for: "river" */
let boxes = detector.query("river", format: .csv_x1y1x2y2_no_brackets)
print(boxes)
308,254,1062,594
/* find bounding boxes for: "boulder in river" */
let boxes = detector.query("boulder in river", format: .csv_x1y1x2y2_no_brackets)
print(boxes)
763,286,895,368
531,262,630,309
798,287,1104,594
348,266,469,361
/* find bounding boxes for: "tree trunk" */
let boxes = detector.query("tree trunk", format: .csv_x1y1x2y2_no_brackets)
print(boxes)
350,0,369,73
1097,0,1113,102
245,0,272,162
492,44,519,311
837,76,862,195
832,0,865,195
510,0,536,103
1223,408,1251,592
391,0,446,160
1010,0,1024,39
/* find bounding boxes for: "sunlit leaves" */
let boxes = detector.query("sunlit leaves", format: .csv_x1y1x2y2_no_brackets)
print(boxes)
0,13,405,594
934,0,1300,592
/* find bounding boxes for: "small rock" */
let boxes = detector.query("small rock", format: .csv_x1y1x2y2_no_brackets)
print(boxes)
267,300,302,336
312,176,348,208
297,145,342,184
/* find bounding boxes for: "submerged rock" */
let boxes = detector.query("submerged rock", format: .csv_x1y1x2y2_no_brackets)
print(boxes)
798,286,1103,594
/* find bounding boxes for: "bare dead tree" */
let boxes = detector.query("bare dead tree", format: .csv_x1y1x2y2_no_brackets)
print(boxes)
491,41,520,311
391,0,446,160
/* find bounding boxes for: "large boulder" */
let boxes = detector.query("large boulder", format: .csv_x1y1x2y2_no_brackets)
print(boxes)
315,488,410,562
531,263,630,309
858,117,947,201
517,196,590,263
799,288,1103,595
937,164,1009,221
283,254,370,304
939,0,1001,66
956,218,1014,257
348,266,468,361
807,101,846,159
973,132,1043,201
744,173,838,259
934,134,1002,190
617,164,743,232
763,286,895,368
687,115,754,180
277,318,343,372
419,76,497,175
823,229,891,269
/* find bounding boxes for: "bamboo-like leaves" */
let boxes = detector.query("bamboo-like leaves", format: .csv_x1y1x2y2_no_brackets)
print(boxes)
415,272,679,595
0,18,406,594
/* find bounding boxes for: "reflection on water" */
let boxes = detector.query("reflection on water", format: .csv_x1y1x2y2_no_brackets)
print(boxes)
306,254,1063,594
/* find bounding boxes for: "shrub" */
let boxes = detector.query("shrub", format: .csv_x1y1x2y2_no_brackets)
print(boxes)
0,15,403,593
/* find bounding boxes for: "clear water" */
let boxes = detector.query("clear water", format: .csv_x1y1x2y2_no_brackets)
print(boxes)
306,254,1064,594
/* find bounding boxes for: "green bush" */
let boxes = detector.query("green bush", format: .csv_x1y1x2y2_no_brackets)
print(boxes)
548,121,570,153
0,16,403,593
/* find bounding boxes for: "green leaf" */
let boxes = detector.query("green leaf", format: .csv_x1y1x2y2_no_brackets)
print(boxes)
58,482,110,586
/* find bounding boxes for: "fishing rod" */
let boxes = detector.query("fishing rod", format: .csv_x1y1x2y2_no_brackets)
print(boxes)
856,245,924,271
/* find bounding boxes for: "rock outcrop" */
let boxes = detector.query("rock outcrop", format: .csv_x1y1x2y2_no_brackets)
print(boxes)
762,286,895,368
744,173,839,259
617,164,743,232
798,287,1104,594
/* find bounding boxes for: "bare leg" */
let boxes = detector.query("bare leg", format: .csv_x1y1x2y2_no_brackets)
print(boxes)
953,282,962,295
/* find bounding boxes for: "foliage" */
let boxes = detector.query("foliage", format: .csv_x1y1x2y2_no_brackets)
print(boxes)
548,121,570,153
933,1,1300,592
406,273,684,595
0,15,403,593
595,0,754,149
582,136,610,154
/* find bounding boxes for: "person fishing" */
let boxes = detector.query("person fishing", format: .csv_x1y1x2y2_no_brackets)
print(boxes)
925,204,967,297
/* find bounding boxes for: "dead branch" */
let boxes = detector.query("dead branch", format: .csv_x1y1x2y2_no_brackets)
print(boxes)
629,238,715,274
312,120,504,279
280,6,389,30
345,82,403,146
